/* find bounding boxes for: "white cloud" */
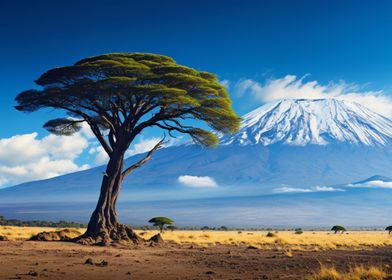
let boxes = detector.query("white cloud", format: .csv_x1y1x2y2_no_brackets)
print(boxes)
178,175,217,188
313,186,342,192
89,146,109,165
125,135,182,158
126,136,163,157
233,75,392,117
275,185,343,193
0,118,185,187
274,187,312,193
0,132,89,188
366,181,392,188
349,180,392,189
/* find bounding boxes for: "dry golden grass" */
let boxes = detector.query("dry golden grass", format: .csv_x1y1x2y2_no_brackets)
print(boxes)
2,226,392,251
134,230,392,251
0,226,85,241
307,264,387,280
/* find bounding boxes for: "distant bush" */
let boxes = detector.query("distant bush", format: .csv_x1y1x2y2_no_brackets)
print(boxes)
219,226,228,231
331,225,346,234
385,226,392,234
266,232,276,237
0,215,84,228
294,228,303,234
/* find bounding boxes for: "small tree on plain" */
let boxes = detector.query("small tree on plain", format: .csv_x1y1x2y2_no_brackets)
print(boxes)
148,217,174,233
294,228,303,234
385,226,392,234
331,225,346,234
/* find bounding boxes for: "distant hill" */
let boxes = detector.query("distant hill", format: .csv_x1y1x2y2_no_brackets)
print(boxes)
354,175,392,185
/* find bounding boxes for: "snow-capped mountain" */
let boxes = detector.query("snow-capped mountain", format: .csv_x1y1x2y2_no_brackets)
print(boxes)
220,99,392,146
354,175,392,185
2,98,392,226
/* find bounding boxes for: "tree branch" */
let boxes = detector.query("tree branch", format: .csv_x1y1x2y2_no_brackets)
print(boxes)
121,137,166,178
54,104,113,155
86,120,113,155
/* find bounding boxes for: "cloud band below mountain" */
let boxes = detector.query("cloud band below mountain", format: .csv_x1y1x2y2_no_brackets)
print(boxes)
178,175,217,188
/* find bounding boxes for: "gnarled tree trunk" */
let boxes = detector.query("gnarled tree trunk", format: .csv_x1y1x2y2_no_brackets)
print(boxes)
75,152,142,245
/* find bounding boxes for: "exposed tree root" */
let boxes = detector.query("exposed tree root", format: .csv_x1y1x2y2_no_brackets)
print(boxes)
74,224,144,246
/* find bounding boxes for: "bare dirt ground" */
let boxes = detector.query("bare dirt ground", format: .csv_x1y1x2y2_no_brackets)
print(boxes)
1,241,392,280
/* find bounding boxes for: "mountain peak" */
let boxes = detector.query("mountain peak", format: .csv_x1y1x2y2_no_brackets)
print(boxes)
354,175,392,184
220,98,392,146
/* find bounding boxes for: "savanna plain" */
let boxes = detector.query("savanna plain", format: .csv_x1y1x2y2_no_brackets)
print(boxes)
1,226,392,280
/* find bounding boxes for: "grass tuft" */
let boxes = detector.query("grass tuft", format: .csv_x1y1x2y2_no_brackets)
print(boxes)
307,264,387,280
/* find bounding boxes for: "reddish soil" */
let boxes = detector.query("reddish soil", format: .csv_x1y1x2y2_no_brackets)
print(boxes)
0,241,392,279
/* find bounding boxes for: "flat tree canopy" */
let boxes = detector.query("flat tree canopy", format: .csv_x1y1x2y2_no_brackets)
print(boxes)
15,52,241,244
149,217,174,233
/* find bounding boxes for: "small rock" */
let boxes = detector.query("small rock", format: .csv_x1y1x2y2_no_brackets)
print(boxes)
84,258,94,265
96,260,108,267
0,235,9,241
247,245,258,250
28,271,38,277
206,271,215,275
148,233,164,243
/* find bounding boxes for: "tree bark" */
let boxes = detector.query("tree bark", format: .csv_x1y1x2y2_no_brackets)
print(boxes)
75,152,142,245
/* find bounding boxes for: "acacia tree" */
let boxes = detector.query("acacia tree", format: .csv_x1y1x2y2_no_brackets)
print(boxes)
15,53,240,244
148,217,174,233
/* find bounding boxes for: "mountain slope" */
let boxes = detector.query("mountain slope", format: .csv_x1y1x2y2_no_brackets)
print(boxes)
220,99,392,146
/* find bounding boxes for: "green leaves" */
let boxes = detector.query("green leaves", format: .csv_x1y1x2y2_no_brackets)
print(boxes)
188,128,218,146
148,217,174,225
43,118,83,136
331,225,346,232
15,52,241,152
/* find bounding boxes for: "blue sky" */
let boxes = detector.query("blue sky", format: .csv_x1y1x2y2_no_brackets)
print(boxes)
2,0,392,187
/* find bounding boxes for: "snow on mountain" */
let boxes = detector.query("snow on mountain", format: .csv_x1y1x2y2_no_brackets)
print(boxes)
349,175,392,189
354,175,392,184
220,99,392,146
